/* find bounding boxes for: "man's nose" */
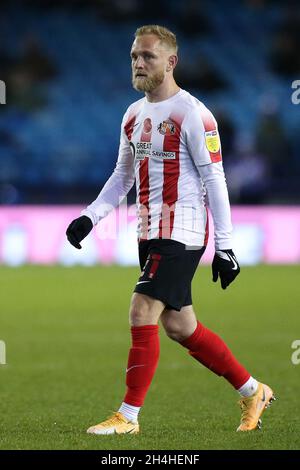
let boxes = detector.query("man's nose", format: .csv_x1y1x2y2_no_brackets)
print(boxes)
135,56,145,68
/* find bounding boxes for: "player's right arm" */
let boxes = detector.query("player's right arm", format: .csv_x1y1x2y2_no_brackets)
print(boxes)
66,110,135,249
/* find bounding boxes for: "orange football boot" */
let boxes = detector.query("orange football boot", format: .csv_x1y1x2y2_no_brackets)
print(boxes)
237,382,276,431
87,412,139,435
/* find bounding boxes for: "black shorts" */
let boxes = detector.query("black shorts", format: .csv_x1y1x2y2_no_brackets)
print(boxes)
134,239,205,311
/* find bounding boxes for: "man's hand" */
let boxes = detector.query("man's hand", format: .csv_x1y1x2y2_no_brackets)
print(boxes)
66,215,93,249
212,249,240,290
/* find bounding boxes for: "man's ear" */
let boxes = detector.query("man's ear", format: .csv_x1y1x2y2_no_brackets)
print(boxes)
167,54,178,72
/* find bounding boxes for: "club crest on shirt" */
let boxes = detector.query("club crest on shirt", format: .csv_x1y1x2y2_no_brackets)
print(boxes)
157,119,176,136
204,130,220,153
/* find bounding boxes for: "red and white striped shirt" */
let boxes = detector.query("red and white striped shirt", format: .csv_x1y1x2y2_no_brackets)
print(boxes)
82,89,232,249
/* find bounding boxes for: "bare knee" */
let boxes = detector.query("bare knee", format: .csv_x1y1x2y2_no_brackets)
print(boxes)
161,306,197,343
164,322,186,342
129,296,150,326
129,293,164,327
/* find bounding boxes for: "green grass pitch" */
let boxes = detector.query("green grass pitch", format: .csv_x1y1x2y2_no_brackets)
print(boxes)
0,264,299,450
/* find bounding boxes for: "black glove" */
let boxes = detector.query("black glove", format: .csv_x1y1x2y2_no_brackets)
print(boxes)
212,249,240,290
66,215,93,249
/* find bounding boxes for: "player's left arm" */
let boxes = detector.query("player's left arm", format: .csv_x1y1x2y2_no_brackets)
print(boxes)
185,105,240,289
199,162,240,289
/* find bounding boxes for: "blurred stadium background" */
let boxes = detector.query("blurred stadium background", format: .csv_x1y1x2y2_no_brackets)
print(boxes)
0,0,300,266
1,0,300,451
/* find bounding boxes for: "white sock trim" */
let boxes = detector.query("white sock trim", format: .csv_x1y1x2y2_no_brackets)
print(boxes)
238,376,259,397
118,402,140,423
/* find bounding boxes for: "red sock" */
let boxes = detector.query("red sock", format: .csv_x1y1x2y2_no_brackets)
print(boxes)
124,325,160,407
180,321,250,389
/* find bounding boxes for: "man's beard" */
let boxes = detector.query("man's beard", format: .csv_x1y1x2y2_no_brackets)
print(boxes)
132,70,165,93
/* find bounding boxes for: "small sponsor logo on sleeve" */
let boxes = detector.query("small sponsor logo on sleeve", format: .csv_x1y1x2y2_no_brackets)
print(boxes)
205,130,220,153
